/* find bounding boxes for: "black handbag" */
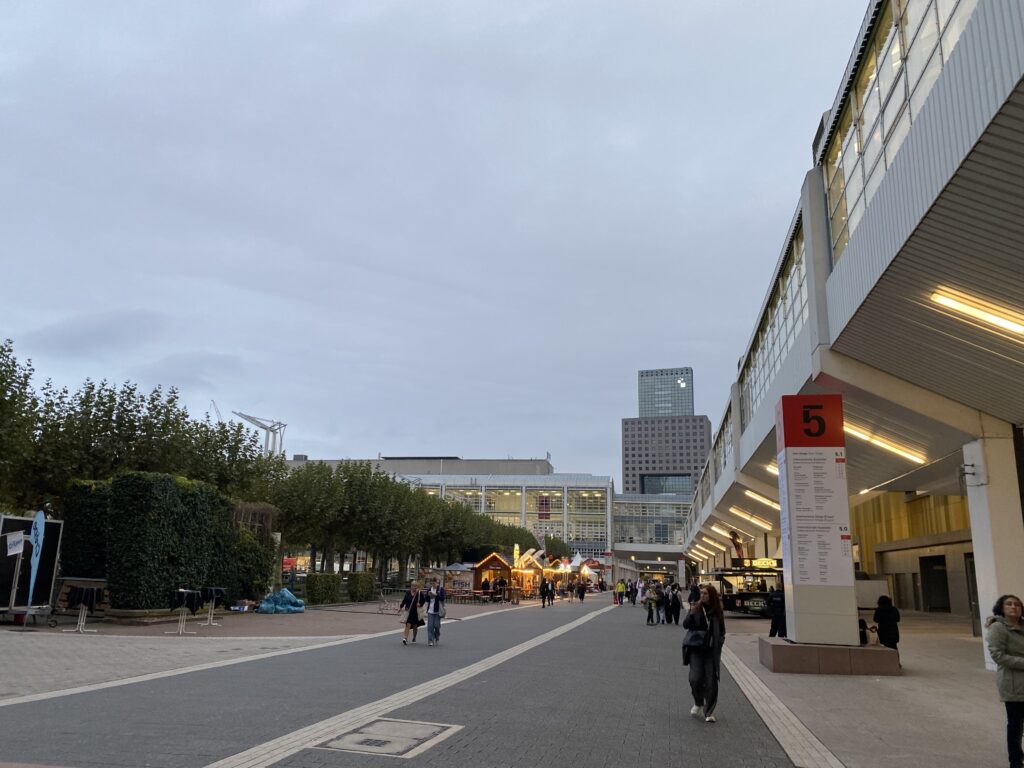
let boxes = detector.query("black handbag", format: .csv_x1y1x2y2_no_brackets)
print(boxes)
682,607,712,649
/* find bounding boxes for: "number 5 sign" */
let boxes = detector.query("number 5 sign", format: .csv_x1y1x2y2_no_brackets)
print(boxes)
775,394,845,451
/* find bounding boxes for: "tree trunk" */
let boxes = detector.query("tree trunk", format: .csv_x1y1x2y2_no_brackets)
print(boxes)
309,544,318,573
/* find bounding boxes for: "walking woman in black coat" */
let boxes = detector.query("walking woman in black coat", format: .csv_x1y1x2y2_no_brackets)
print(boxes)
400,582,425,645
682,584,726,723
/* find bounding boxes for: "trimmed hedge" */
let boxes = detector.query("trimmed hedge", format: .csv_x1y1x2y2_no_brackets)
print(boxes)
305,572,342,605
60,480,110,578
347,572,375,603
106,473,222,610
64,471,277,610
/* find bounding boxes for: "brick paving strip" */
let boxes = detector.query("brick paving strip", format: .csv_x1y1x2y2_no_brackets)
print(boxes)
204,605,617,768
721,645,846,768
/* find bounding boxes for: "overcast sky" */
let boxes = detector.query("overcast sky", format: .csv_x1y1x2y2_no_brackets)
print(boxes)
1,1,868,482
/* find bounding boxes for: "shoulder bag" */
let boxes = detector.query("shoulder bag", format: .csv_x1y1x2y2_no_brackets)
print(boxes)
682,607,712,649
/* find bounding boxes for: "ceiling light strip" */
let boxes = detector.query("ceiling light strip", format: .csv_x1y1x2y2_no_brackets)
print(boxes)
744,490,781,511
843,424,926,464
930,291,1024,335
728,506,773,530
700,536,727,552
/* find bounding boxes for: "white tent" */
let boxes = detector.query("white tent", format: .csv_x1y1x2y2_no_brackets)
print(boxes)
569,552,584,569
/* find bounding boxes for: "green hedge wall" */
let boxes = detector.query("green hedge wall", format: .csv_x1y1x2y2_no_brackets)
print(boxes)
60,480,110,578
61,471,275,610
105,473,220,610
215,528,275,602
347,572,376,603
305,572,343,605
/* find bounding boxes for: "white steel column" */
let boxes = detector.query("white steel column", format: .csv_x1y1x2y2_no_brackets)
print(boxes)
963,431,1024,669
520,486,527,528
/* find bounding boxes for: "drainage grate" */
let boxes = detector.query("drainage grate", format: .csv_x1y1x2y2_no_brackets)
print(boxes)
317,718,462,758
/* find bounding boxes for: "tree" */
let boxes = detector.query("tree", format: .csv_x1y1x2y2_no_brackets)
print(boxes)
544,535,571,560
0,340,36,511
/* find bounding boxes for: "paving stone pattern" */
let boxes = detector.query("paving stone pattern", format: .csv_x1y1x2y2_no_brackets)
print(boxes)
275,602,793,768
0,600,793,768
0,632,344,700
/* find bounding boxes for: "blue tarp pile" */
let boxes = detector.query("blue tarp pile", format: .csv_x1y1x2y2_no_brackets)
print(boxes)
257,588,305,614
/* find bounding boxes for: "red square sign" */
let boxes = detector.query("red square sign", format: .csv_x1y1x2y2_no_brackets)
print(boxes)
775,394,846,451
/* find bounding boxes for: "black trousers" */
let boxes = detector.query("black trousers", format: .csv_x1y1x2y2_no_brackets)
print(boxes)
688,649,719,716
769,615,787,638
1007,701,1024,767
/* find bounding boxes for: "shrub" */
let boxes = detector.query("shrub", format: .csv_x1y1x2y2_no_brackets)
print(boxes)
60,480,110,578
63,471,278,610
347,572,376,603
105,473,224,610
305,572,343,605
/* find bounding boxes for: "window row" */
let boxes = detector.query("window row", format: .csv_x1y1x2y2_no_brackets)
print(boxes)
825,0,979,262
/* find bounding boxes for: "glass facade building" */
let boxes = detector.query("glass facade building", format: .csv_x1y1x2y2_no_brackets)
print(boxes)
612,494,691,545
409,473,613,558
638,367,694,417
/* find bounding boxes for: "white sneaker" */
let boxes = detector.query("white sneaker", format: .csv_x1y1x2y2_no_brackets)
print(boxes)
690,705,702,717
428,641,433,646
704,715,716,723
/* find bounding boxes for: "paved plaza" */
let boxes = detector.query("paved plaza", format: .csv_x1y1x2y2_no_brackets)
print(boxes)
0,598,1007,768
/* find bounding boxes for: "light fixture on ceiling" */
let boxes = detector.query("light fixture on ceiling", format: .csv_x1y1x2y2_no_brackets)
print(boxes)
692,544,716,556
728,506,772,530
765,462,779,476
843,423,926,464
930,289,1024,337
700,536,727,552
744,490,781,511
711,522,755,540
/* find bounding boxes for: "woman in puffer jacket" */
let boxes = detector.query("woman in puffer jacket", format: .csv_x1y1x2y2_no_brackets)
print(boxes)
987,594,1024,768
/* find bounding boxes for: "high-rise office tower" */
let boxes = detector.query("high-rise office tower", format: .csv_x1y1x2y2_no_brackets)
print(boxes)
623,367,709,495
638,367,694,417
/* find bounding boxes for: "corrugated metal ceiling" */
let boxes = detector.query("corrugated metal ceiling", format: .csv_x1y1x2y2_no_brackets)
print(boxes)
832,79,1024,425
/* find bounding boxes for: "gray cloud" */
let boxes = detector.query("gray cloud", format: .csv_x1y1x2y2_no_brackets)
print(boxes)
0,1,868,477
21,309,167,358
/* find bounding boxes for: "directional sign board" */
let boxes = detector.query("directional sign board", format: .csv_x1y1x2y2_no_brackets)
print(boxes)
774,394,858,645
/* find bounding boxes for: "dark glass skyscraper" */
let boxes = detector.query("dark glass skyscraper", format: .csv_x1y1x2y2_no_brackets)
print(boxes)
638,367,694,417
623,367,709,495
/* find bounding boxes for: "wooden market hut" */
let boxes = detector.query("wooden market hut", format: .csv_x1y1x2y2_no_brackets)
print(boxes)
474,552,512,591
515,551,546,597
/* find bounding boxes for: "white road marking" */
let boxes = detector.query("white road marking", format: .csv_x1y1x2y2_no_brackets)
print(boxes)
0,603,543,709
721,644,846,768
0,634,373,709
205,605,616,768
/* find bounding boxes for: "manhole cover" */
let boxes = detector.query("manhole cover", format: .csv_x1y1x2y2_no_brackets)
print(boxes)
317,718,462,758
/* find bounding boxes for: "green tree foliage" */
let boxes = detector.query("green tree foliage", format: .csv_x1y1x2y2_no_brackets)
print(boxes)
544,535,571,559
1,340,569,580
0,339,281,511
0,340,37,512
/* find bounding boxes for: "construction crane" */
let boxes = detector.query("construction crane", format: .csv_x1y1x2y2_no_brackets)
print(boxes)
232,411,287,457
210,400,224,422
